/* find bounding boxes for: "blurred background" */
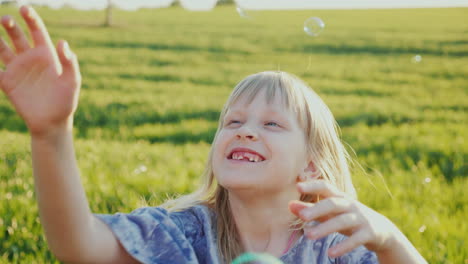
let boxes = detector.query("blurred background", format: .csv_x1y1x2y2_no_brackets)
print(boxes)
0,0,467,263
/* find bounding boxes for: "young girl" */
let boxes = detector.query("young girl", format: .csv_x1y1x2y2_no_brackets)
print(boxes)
0,6,426,264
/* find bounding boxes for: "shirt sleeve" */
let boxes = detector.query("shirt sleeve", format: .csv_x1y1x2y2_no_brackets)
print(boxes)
95,207,199,264
330,233,379,264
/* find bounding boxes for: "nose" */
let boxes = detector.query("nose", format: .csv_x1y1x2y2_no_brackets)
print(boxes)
236,124,258,141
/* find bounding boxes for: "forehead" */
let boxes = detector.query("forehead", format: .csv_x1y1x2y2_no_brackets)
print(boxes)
227,88,290,113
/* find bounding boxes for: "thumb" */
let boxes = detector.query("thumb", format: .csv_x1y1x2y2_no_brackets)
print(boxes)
57,40,81,86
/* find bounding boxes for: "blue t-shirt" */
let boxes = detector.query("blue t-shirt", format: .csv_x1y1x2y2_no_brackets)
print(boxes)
95,205,378,264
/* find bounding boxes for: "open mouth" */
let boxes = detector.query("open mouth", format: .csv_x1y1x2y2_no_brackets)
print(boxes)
227,149,266,163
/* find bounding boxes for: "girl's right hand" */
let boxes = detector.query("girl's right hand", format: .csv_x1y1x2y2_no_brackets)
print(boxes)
0,6,81,138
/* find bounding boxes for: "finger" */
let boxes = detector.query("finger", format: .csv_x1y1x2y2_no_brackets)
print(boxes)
328,229,370,258
1,16,30,53
304,213,358,240
299,197,352,222
57,40,81,86
288,200,310,216
289,200,333,228
297,180,346,199
0,37,15,64
20,6,53,48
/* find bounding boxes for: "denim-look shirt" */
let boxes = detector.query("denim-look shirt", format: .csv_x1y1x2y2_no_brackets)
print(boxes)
96,205,378,264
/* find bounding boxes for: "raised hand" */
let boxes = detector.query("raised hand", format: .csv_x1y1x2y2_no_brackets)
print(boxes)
289,180,400,258
0,6,81,137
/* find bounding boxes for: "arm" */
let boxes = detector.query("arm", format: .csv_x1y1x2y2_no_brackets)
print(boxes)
0,6,136,263
373,228,427,264
32,130,137,263
289,180,427,263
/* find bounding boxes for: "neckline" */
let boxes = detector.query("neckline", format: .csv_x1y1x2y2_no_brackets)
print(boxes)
282,229,300,255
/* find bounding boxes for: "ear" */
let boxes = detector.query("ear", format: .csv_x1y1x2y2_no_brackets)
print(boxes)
297,160,320,182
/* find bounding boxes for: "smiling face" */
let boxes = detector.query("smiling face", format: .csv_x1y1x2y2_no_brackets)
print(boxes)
212,89,309,193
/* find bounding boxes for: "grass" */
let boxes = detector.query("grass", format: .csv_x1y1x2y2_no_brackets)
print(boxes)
0,4,467,263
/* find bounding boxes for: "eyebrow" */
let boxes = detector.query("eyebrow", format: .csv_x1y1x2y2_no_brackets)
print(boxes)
225,108,292,124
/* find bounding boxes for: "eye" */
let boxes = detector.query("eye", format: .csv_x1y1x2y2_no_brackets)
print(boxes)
265,121,279,127
227,120,241,126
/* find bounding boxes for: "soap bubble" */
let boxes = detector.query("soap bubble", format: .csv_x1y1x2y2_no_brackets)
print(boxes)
236,6,251,19
304,17,325,37
418,225,427,233
134,165,147,174
412,55,422,63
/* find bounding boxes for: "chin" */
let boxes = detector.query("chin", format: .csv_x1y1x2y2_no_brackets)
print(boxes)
217,176,259,190
216,175,259,190
217,174,281,194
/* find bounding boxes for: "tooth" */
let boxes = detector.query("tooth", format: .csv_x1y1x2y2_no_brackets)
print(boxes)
249,156,254,162
254,156,259,162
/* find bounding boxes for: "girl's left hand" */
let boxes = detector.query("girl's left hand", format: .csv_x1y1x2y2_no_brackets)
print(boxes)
288,180,400,258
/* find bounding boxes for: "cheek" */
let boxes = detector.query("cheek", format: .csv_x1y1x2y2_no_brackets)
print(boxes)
211,131,230,168
213,131,228,154
274,137,307,171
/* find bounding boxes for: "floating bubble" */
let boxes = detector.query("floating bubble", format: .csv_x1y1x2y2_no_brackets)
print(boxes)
236,6,251,19
134,165,147,174
304,17,325,37
412,55,422,63
418,225,426,233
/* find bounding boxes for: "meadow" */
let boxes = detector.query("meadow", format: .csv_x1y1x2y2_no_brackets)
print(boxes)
0,4,467,263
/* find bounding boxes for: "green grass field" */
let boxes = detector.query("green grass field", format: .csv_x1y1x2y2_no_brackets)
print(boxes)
0,4,467,263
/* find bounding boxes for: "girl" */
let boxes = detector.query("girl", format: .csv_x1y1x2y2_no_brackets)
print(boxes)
0,6,426,264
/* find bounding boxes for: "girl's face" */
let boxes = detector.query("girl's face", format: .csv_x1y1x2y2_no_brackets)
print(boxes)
212,90,309,193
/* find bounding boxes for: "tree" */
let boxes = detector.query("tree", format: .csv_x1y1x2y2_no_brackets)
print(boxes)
172,0,234,6
104,0,113,27
218,0,235,4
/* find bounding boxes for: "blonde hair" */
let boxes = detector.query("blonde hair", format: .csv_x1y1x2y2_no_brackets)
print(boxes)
160,71,356,263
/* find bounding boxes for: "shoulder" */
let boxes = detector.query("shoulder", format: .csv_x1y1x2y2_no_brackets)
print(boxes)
105,204,215,235
169,205,216,241
170,204,215,223
95,206,204,263
109,204,213,223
